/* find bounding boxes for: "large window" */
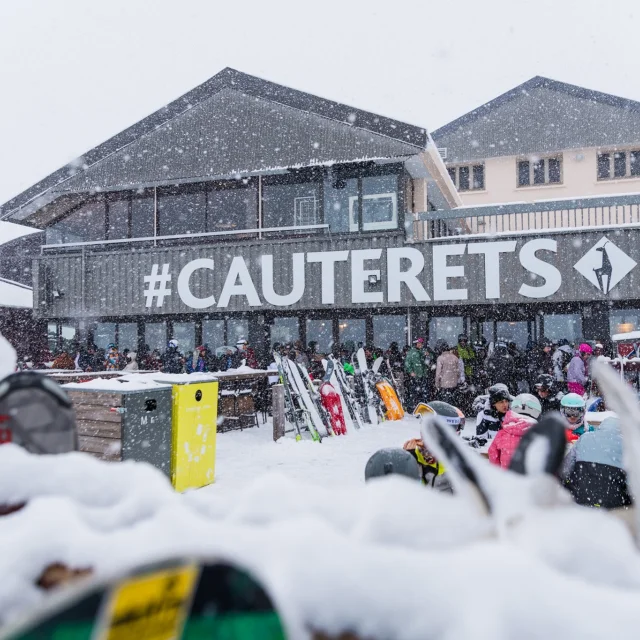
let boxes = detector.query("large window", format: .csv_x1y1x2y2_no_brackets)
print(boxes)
360,175,399,231
597,150,640,180
262,178,320,229
339,318,366,351
324,177,358,233
227,318,249,345
544,314,582,343
306,318,333,353
173,322,195,354
271,317,299,346
373,315,406,349
46,199,106,244
94,322,116,349
496,321,530,349
107,198,129,240
610,309,640,335
447,164,485,191
517,156,562,187
157,188,206,236
429,316,463,348
202,319,225,350
118,323,138,351
144,322,166,353
208,183,257,232
131,193,155,238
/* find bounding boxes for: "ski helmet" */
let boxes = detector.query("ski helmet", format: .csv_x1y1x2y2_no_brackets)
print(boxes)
0,372,77,454
534,374,555,392
168,339,178,349
458,334,469,342
579,343,593,355
414,400,465,432
489,384,512,407
364,448,421,482
511,393,542,420
560,393,585,423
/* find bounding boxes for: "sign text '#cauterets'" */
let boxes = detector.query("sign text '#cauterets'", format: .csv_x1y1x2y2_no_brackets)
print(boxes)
145,238,600,309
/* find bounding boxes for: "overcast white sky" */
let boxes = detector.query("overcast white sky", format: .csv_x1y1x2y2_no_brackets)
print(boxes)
1,0,639,206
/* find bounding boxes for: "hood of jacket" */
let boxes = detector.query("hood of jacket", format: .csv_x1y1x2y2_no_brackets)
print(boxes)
500,410,535,437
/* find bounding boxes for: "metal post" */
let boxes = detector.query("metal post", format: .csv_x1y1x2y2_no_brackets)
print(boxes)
272,384,285,441
258,175,263,239
153,186,158,247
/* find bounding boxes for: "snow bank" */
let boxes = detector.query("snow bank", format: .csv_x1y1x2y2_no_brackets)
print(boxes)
122,372,219,384
62,377,171,392
1,440,640,638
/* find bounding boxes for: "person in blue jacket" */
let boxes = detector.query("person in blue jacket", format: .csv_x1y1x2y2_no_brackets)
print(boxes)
562,417,632,509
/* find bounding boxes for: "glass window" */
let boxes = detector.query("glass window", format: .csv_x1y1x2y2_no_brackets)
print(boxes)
208,185,257,232
144,322,166,353
271,317,299,346
533,159,545,184
614,152,627,178
339,318,366,351
544,314,582,343
496,321,529,349
94,322,116,349
610,310,640,336
118,323,138,351
447,167,456,183
597,153,611,180
107,199,129,240
548,158,561,183
458,166,470,191
373,315,406,349
262,180,320,229
518,161,530,186
429,317,463,348
60,325,77,353
47,200,106,244
631,151,640,177
481,321,494,344
203,319,225,350
47,322,58,353
472,165,484,189
306,318,334,353
324,176,358,233
131,194,155,238
173,322,195,354
361,174,398,231
158,189,206,236
228,318,249,346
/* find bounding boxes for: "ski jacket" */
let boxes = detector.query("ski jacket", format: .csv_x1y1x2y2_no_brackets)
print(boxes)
162,347,183,374
435,352,459,389
567,355,586,385
104,348,120,371
563,418,632,508
52,352,76,370
457,344,475,378
123,352,139,372
553,346,573,382
538,393,562,415
476,407,506,437
487,352,515,388
186,354,207,374
404,347,426,378
488,411,535,469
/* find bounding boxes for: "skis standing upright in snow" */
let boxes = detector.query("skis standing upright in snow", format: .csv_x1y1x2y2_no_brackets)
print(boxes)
354,348,379,425
285,358,328,440
326,356,364,430
272,351,303,441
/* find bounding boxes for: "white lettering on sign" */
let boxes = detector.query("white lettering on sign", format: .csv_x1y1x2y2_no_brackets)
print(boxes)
351,249,383,303
306,250,349,304
467,241,517,299
432,244,468,301
518,238,562,298
387,247,430,302
177,258,216,309
261,253,306,306
218,257,262,307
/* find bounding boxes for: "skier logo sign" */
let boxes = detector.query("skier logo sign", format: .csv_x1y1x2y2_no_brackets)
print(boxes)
573,236,637,295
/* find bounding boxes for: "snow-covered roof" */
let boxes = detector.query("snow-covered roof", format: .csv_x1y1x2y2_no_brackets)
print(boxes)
0,277,32,309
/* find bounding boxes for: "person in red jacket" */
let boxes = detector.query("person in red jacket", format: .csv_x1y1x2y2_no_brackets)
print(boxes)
488,393,541,469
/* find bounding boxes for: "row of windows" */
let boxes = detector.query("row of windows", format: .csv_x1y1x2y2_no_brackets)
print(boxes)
448,149,640,193
45,170,404,244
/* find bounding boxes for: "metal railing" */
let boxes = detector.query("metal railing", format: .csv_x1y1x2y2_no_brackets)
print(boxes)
411,193,640,240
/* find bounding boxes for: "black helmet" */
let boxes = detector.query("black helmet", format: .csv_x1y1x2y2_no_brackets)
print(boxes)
364,448,421,482
0,372,77,454
488,383,512,406
458,334,468,342
535,374,555,392
418,400,465,432
540,337,553,348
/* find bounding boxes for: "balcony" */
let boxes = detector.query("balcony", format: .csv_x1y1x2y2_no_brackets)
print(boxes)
410,193,640,240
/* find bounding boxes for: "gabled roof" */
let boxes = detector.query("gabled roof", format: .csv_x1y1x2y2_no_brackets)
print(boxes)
432,76,640,163
1,68,427,221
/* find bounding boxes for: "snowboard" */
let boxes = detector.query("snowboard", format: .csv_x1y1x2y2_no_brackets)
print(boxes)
325,357,363,431
296,362,334,436
375,379,404,421
319,382,347,435
1,558,286,640
285,358,328,439
355,348,379,425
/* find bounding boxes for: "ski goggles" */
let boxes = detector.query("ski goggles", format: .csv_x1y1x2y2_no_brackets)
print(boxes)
562,408,584,419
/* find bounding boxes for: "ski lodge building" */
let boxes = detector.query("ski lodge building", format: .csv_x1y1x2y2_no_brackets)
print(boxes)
3,69,640,358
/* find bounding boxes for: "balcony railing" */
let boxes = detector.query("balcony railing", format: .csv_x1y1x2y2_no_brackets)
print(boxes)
410,193,640,240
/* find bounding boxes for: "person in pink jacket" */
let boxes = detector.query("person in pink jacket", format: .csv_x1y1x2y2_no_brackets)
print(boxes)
488,394,542,469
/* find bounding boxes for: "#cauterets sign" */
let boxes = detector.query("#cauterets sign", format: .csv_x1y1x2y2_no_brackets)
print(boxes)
38,229,640,317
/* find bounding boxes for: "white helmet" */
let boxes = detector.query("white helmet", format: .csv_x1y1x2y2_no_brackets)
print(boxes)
512,393,541,420
168,339,178,349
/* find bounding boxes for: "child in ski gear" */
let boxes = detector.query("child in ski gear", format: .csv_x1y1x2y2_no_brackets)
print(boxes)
560,392,593,440
488,393,541,469
567,343,592,396
534,373,563,415
186,346,208,373
562,417,632,509
104,344,119,371
475,384,512,441
162,339,184,373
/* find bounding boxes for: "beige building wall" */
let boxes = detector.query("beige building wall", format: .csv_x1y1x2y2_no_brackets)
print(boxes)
454,146,640,207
